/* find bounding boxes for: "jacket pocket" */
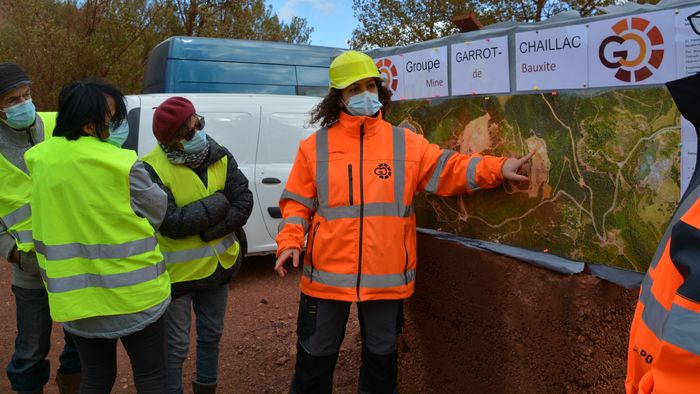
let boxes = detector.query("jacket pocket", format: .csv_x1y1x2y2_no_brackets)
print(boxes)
297,293,318,341
308,222,321,282
348,164,354,206
18,252,41,275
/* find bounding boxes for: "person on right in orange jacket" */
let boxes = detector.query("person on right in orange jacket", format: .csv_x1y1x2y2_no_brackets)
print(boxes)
626,72,700,394
274,50,535,394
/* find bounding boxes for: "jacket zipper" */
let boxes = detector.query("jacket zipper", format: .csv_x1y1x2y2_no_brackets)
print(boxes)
403,224,409,285
357,125,365,300
308,222,321,283
348,164,354,205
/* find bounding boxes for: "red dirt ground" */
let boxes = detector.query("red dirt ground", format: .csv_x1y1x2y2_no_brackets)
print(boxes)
0,234,638,393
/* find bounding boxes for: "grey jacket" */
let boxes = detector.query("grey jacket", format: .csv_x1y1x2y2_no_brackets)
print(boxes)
0,116,45,289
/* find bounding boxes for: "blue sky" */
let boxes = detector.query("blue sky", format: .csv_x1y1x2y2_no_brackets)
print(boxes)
268,0,357,49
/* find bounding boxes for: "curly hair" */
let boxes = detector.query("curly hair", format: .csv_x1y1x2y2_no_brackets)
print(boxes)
309,78,393,128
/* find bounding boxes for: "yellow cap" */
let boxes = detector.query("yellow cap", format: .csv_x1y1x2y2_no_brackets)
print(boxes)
328,51,383,90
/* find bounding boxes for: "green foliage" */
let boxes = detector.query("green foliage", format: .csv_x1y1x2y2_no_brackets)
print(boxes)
484,0,632,23
349,0,478,50
0,0,312,109
167,0,312,43
350,0,624,50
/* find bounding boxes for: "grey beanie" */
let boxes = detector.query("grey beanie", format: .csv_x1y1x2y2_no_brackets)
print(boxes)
0,63,31,97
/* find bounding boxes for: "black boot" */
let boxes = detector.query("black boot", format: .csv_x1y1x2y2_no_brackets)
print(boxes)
192,380,217,394
55,371,81,394
358,347,398,394
291,342,339,394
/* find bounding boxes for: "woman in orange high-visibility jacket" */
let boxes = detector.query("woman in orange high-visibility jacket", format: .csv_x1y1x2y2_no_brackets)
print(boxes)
274,50,535,394
626,72,700,394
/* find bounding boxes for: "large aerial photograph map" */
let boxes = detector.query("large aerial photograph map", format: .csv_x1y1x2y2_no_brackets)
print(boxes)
390,87,681,271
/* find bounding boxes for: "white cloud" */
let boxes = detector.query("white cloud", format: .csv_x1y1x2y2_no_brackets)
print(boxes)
278,0,338,21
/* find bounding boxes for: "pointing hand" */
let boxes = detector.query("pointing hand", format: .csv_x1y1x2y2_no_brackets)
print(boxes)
502,149,536,182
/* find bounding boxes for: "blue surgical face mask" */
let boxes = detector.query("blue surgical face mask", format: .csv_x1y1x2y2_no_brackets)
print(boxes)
107,120,129,147
182,130,207,153
345,91,382,117
1,99,36,130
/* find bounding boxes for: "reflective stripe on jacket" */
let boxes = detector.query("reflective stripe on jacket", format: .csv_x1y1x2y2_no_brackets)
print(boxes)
143,145,240,284
276,111,506,302
25,136,170,322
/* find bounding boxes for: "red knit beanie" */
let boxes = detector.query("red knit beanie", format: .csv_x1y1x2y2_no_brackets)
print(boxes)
152,96,195,143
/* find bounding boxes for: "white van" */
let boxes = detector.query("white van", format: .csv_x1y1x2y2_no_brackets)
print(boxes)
124,93,321,256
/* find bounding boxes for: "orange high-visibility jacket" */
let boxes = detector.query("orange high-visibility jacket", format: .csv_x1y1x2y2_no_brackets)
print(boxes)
626,73,700,393
627,198,700,394
276,111,506,302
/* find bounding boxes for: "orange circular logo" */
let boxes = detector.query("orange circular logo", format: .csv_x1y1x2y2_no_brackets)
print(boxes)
375,58,399,92
598,17,664,82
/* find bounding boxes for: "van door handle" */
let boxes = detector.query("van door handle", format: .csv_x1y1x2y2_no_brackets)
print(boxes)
262,177,281,184
267,207,282,218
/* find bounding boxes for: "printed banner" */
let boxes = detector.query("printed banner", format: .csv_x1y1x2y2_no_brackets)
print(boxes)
588,10,676,88
451,36,510,96
375,55,405,100
400,47,449,100
515,25,588,91
676,5,700,78
682,117,698,197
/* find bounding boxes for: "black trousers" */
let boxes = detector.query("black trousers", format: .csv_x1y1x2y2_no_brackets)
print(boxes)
291,293,404,394
70,316,167,394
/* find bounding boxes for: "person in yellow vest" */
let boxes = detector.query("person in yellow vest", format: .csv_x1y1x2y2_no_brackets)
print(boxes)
142,97,253,394
0,63,81,394
36,112,57,138
274,51,535,393
24,79,171,393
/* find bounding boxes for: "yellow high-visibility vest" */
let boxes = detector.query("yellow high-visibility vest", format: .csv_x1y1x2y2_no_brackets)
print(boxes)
0,113,53,252
25,136,170,322
37,112,56,137
0,153,33,252
143,145,239,284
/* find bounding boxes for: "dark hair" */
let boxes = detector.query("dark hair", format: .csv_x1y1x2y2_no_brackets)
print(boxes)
53,79,127,140
309,78,393,128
